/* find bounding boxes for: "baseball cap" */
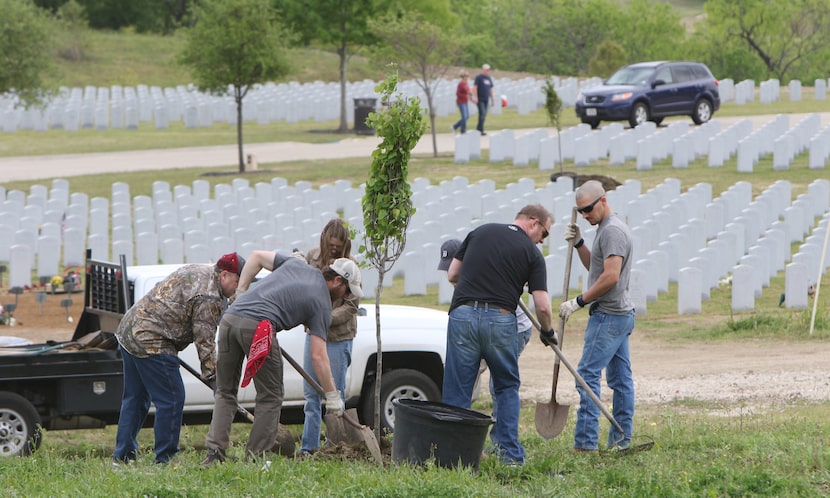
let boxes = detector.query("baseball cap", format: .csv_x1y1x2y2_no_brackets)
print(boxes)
216,252,245,276
331,258,364,298
437,239,462,271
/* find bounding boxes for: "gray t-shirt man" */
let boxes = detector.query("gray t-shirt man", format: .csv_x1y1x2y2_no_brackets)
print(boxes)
588,212,633,314
231,252,331,338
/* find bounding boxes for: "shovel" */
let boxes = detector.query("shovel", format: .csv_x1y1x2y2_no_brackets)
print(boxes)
178,358,255,423
518,299,626,442
535,207,578,439
520,300,654,453
278,346,384,464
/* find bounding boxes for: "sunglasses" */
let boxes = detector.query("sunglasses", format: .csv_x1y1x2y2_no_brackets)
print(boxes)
576,196,604,214
532,218,549,240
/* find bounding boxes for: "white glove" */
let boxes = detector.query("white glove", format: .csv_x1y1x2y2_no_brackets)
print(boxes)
325,391,345,416
559,297,584,321
564,223,581,243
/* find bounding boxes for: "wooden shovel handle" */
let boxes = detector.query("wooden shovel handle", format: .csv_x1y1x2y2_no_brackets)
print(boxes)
551,207,579,395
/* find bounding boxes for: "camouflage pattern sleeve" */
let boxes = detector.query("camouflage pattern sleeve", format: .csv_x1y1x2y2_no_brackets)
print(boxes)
191,295,223,380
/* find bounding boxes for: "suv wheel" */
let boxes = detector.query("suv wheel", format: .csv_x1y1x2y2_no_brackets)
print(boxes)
692,99,713,125
628,102,649,128
359,369,441,432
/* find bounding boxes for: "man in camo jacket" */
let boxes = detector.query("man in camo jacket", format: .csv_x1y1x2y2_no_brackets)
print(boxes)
112,252,245,466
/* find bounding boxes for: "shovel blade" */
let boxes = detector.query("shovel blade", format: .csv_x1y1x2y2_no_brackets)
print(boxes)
324,409,384,464
535,401,570,440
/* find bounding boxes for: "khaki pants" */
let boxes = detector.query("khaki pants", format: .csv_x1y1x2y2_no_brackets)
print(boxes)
205,313,284,458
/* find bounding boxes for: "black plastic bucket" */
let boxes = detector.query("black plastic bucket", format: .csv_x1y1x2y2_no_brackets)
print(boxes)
391,399,494,469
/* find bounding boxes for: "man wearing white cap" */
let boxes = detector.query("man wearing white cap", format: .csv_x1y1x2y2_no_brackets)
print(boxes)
471,63,495,135
202,250,363,467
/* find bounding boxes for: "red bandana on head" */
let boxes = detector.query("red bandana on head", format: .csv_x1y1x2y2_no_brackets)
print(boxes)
242,320,273,387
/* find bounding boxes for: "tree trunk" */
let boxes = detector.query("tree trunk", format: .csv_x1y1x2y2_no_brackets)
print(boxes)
373,268,385,442
338,43,348,133
236,87,245,173
426,89,438,157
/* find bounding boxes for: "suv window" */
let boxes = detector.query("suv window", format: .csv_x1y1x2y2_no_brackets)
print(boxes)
654,67,673,84
690,65,711,80
672,65,694,83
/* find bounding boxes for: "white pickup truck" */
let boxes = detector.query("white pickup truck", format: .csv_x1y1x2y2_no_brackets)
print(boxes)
172,268,449,430
0,253,448,457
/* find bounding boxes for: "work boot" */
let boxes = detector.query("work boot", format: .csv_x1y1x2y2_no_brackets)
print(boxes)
200,448,226,469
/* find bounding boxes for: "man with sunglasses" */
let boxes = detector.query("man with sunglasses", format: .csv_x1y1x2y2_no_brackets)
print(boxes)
201,250,363,467
442,203,555,466
560,180,635,453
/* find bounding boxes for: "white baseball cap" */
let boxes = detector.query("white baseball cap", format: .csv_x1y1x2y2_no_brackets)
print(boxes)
331,258,364,298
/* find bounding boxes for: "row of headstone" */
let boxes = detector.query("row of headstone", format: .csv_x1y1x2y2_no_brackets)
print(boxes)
3,175,829,316
0,75,581,133
454,114,830,171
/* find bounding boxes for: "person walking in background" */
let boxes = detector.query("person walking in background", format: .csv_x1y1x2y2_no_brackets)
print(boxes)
201,251,363,467
452,70,471,134
471,64,495,135
299,218,360,456
113,252,245,466
437,238,533,457
441,204,556,466
559,180,636,452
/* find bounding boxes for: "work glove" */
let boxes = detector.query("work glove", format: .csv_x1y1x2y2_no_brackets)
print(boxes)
559,297,584,321
325,391,345,416
564,223,582,243
539,329,558,348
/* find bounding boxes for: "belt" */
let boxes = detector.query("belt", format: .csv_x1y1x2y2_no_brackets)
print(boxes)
461,301,512,314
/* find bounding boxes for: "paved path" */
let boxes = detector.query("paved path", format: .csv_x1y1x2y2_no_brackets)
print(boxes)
2,112,828,182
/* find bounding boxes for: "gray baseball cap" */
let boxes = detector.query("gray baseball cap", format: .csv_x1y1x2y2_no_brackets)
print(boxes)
437,239,462,271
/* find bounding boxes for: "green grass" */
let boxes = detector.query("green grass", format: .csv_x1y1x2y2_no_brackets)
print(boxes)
1,402,828,496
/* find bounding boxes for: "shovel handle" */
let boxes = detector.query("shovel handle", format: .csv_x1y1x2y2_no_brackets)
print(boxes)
178,357,255,423
279,346,325,396
551,207,579,390
279,346,369,432
518,300,624,436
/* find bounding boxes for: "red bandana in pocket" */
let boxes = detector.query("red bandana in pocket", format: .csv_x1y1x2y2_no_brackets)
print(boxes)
242,320,273,387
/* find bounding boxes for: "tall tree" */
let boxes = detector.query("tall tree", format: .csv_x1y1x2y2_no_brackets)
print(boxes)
704,0,830,81
180,0,290,172
275,0,380,133
370,13,462,157
361,68,425,438
0,0,56,106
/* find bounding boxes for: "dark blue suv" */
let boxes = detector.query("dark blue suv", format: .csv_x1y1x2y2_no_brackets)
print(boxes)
575,61,720,129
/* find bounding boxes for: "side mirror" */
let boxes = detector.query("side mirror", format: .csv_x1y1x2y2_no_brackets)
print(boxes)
652,79,666,88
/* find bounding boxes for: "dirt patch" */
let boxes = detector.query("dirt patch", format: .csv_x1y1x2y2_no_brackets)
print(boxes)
0,287,83,343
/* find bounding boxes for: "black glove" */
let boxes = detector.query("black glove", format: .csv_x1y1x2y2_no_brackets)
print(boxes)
539,329,558,347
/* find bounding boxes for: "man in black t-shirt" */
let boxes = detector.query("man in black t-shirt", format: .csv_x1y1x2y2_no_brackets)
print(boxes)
442,204,555,466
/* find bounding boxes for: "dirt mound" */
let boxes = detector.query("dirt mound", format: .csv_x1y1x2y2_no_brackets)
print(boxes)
0,286,83,343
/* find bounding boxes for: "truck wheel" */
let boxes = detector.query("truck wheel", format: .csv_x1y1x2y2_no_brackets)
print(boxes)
360,369,441,432
0,392,42,457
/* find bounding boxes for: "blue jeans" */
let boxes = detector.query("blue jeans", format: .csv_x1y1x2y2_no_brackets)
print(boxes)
300,336,352,452
476,101,489,133
453,103,469,133
489,327,532,448
574,310,635,450
443,303,523,464
114,346,185,463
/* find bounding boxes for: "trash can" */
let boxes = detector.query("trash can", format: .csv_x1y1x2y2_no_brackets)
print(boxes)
392,399,494,470
353,98,376,135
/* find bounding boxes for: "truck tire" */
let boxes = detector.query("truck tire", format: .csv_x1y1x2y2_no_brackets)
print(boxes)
360,368,441,433
0,392,42,457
